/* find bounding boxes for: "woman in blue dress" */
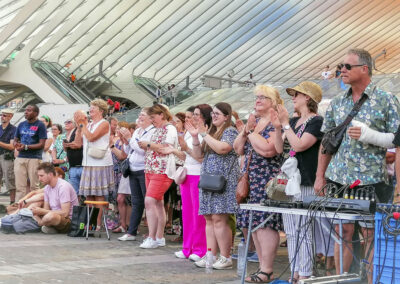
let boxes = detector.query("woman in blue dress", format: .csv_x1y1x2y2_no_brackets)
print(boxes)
234,85,284,283
187,102,239,270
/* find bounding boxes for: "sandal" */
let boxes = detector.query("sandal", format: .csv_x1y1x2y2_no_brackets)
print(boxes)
112,226,126,233
245,271,273,283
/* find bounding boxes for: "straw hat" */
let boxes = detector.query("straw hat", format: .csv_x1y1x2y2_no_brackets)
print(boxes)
1,108,14,114
286,81,322,103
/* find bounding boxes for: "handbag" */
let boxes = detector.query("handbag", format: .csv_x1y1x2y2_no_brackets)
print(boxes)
121,149,134,178
265,172,290,201
236,150,253,204
68,206,99,237
265,116,314,201
87,146,107,159
198,152,236,194
174,166,187,185
321,92,369,155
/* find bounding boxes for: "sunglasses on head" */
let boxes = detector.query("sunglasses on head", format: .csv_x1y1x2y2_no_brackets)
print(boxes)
342,63,365,70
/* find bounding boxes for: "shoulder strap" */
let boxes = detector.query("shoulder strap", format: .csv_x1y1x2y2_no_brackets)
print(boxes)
339,91,369,128
244,150,253,173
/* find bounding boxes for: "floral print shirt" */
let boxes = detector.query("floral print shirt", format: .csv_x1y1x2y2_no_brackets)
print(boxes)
145,124,177,175
321,82,400,185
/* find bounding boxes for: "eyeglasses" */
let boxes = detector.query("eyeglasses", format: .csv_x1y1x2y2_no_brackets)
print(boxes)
210,111,224,117
342,63,365,70
255,96,267,101
294,92,304,98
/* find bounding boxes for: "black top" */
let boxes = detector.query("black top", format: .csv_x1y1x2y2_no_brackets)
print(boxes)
66,128,83,167
393,125,400,146
0,123,16,155
289,116,323,186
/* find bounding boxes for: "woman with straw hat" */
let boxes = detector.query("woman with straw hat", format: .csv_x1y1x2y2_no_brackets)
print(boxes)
271,81,334,282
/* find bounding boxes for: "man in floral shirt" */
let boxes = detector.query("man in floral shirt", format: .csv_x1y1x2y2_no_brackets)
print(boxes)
314,49,400,282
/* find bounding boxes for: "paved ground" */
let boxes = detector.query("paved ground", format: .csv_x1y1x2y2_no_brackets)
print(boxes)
0,194,291,284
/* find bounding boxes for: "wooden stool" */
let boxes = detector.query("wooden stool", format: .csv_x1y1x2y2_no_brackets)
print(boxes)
84,200,110,240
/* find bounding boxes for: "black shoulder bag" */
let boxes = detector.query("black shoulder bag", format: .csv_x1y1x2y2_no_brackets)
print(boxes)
198,152,237,194
321,93,368,155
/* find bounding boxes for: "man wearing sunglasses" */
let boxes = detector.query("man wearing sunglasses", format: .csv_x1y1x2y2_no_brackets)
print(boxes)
315,49,400,282
0,109,16,204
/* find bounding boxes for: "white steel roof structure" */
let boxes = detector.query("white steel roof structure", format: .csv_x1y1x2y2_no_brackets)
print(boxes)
0,0,399,106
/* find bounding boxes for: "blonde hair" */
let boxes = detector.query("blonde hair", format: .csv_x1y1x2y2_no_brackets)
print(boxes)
118,121,129,128
254,85,284,106
90,99,108,117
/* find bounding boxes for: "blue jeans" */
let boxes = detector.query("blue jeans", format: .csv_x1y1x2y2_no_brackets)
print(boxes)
69,167,83,195
128,170,146,236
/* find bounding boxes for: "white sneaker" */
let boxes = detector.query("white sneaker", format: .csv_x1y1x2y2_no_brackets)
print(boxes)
194,255,216,268
118,234,136,241
156,237,166,247
194,255,207,268
189,254,202,262
139,237,158,249
174,250,187,259
212,255,232,270
41,226,58,234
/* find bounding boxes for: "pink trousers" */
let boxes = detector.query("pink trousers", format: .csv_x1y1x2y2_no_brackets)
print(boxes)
180,175,207,258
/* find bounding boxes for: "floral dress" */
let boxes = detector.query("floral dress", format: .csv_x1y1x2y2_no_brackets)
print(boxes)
236,123,283,231
199,127,239,215
54,134,69,180
110,139,123,206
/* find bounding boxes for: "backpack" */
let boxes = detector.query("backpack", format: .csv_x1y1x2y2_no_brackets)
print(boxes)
1,212,40,234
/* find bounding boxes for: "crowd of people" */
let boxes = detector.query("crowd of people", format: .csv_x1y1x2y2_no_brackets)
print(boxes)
0,48,399,284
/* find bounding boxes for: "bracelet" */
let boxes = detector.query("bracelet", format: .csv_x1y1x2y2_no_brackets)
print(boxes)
24,200,27,205
192,142,200,146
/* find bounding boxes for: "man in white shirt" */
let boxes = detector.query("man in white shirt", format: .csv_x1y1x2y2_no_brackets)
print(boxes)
118,108,155,241
321,65,332,80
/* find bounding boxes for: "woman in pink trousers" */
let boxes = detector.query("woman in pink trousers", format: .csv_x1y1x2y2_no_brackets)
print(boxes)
169,105,212,261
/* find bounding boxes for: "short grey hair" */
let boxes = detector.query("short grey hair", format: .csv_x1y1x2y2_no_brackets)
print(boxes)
347,48,372,77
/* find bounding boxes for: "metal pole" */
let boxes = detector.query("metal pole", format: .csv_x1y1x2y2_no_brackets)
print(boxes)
241,210,253,284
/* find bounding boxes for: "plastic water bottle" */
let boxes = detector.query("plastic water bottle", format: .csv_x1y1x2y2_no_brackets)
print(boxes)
237,238,246,277
205,248,213,274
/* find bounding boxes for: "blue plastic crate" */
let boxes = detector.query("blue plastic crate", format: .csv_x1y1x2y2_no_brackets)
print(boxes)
373,209,400,284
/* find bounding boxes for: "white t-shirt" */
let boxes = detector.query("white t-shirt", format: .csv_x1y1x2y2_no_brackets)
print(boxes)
183,131,203,176
321,71,331,79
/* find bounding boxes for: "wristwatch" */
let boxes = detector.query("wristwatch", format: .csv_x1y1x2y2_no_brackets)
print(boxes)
79,124,83,128
23,200,27,205
200,132,207,138
147,143,151,149
24,144,28,151
283,125,290,131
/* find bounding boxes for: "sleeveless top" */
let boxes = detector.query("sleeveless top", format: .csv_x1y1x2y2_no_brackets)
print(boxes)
82,119,113,167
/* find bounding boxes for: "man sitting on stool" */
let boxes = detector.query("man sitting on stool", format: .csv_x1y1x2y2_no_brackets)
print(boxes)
32,162,78,234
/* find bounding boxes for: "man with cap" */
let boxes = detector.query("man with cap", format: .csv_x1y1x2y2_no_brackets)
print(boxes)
13,104,47,202
0,108,17,204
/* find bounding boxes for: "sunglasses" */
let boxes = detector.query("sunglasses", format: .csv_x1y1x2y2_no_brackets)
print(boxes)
342,64,365,70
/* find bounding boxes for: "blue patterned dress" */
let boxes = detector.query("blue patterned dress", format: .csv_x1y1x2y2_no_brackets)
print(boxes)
199,127,239,215
237,123,283,231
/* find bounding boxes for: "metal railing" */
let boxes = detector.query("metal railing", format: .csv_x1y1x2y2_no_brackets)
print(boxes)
31,60,92,104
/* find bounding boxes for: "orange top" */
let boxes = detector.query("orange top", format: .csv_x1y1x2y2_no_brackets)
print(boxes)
70,74,76,81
